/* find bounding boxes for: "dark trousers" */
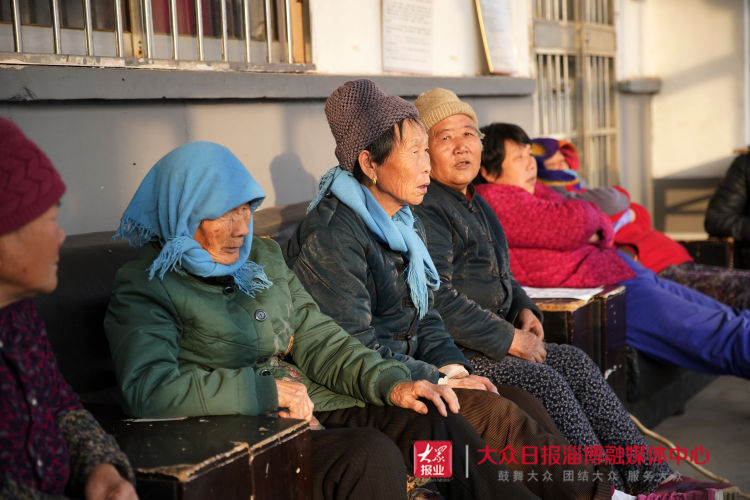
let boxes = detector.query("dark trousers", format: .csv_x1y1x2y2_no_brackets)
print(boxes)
316,398,538,500
457,387,613,500
310,427,406,500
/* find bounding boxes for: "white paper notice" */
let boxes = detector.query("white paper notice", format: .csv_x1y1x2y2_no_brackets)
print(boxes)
475,0,517,74
522,287,604,302
382,0,433,75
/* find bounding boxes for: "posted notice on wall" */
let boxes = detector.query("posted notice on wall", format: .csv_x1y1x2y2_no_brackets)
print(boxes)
475,0,517,74
382,0,433,75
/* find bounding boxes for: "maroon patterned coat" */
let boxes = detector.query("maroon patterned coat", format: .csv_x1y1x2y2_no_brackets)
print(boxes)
0,299,132,497
474,182,635,288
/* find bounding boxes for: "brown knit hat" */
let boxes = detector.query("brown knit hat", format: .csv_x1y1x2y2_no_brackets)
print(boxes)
0,117,66,235
414,88,479,132
325,79,419,172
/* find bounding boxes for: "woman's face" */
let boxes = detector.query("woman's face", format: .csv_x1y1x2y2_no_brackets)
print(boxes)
543,150,568,171
0,203,66,302
364,120,432,216
427,114,483,194
194,203,252,265
483,140,537,195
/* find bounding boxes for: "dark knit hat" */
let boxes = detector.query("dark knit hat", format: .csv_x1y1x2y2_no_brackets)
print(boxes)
325,79,418,172
0,118,66,235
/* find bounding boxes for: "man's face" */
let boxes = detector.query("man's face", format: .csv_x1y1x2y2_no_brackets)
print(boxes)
427,114,482,193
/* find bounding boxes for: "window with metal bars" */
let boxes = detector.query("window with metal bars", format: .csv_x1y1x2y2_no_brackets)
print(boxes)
532,0,617,188
0,0,311,71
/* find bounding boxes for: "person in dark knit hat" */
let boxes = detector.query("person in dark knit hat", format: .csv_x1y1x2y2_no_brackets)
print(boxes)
285,79,613,499
0,117,137,499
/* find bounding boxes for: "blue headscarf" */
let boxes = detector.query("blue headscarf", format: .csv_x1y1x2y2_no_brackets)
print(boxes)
309,166,439,318
114,141,272,297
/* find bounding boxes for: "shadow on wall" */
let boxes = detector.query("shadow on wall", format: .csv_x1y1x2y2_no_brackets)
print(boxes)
269,152,317,205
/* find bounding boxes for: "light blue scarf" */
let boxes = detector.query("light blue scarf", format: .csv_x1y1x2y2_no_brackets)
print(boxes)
114,141,272,297
309,166,439,318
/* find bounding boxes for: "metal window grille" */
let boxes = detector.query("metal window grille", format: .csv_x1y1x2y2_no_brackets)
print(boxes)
0,0,312,72
533,0,617,187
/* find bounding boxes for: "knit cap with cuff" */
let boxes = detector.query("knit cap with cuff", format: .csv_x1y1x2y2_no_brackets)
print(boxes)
414,87,479,131
0,117,66,235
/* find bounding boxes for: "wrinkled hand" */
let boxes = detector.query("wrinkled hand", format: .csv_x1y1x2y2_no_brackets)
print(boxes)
85,463,137,500
445,374,499,393
517,308,544,339
275,379,315,422
508,329,546,363
389,380,460,417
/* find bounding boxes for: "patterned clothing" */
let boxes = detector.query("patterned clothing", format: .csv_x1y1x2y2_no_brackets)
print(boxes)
658,262,750,310
474,182,635,287
469,344,672,494
0,299,132,497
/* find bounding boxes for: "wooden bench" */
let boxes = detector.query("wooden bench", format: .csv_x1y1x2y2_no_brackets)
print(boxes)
99,412,310,500
532,286,627,401
678,236,736,268
531,285,716,428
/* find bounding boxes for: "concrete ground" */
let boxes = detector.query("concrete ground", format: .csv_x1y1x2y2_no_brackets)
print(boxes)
641,375,750,494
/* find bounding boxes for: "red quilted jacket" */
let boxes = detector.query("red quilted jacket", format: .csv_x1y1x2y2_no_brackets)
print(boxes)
611,193,693,273
474,182,635,287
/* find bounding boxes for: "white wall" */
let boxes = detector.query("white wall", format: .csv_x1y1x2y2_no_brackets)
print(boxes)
311,0,531,77
618,0,749,180
2,93,532,235
1,0,536,234
1,101,332,234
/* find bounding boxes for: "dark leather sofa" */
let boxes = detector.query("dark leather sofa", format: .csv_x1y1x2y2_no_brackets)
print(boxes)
34,231,135,407
33,228,311,499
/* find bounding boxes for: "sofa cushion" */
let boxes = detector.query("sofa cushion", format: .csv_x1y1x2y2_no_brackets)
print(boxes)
33,232,136,401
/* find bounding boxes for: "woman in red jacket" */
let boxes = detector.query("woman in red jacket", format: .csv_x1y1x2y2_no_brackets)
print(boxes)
474,123,750,380
531,136,750,309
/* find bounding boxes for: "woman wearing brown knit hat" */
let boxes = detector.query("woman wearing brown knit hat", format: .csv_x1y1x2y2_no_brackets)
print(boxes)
285,78,613,500
0,117,137,499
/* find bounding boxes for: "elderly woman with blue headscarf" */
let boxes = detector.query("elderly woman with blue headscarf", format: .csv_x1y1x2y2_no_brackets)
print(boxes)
285,79,613,500
103,141,547,500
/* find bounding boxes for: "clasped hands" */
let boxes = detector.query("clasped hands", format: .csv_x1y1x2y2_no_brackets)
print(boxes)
508,308,546,363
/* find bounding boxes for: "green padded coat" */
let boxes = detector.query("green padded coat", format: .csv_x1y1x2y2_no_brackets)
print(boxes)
104,236,410,418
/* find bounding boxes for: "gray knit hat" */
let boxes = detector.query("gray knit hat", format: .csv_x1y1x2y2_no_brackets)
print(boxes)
414,88,479,132
325,79,418,172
